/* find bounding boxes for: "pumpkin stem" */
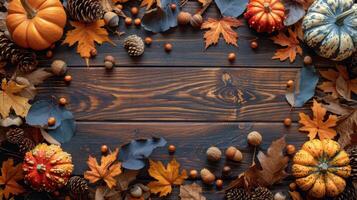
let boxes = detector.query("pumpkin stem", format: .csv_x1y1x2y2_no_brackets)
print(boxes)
263,3,271,13
335,6,356,26
20,0,36,19
36,164,46,174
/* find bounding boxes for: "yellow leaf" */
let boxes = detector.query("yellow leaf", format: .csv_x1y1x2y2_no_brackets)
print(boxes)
0,159,24,199
299,99,338,140
148,159,187,197
62,20,113,65
201,17,242,49
84,148,122,189
271,29,303,63
0,79,31,118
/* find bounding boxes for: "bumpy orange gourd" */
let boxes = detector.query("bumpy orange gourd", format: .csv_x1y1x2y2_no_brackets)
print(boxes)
23,144,74,192
244,0,285,33
292,139,351,198
6,0,67,50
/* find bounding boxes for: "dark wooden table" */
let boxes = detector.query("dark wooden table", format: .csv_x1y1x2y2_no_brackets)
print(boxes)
36,1,334,199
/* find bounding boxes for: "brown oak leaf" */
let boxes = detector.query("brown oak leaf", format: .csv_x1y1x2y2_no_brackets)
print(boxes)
0,159,24,199
179,183,206,200
337,110,357,148
84,148,122,189
201,17,242,49
299,99,338,140
148,159,188,197
271,28,302,63
62,20,113,66
229,137,289,189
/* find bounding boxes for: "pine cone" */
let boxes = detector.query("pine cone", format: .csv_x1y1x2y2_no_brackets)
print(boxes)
6,128,25,144
67,176,88,194
332,181,357,200
226,187,250,200
250,187,273,200
66,0,105,23
123,35,145,57
18,138,35,154
347,145,357,181
0,32,37,73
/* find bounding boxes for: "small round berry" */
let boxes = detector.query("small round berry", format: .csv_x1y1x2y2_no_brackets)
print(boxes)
304,55,312,65
168,144,176,153
104,55,115,64
134,18,141,26
125,17,132,25
59,97,67,106
48,117,56,126
164,43,172,52
131,7,139,15
189,169,198,179
144,37,153,45
289,182,297,191
287,80,294,88
64,75,72,83
46,50,53,58
90,48,97,57
284,118,292,127
286,144,296,155
101,145,108,154
250,41,258,49
228,53,236,62
222,165,231,176
215,179,223,189
170,3,177,11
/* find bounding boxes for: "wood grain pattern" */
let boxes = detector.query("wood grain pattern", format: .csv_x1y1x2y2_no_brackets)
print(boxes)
37,1,331,68
37,67,310,122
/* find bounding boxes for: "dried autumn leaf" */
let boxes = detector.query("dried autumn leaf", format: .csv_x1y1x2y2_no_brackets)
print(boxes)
0,79,31,118
271,28,302,63
201,17,242,49
337,110,357,148
179,183,206,200
299,99,338,140
0,159,24,199
148,159,188,197
140,0,160,10
62,20,113,66
198,0,210,6
84,148,122,189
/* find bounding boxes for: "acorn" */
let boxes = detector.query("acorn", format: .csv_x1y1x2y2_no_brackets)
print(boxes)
222,165,231,176
286,80,294,88
58,97,67,106
190,14,203,28
168,144,176,153
206,146,222,161
284,118,292,127
104,12,119,27
48,117,56,126
170,3,177,11
189,169,198,179
144,37,153,45
130,185,143,198
164,43,172,52
200,168,215,184
51,60,67,76
101,145,108,154
303,55,312,65
216,179,223,189
247,131,262,146
225,146,243,162
286,144,296,155
64,75,72,83
125,17,132,25
289,182,297,191
104,55,115,64
134,18,141,26
177,12,192,25
250,41,258,49
130,7,139,15
228,53,236,62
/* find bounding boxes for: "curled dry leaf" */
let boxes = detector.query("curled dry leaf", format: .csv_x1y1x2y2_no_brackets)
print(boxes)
337,110,357,148
282,0,305,26
299,99,338,140
0,159,24,199
179,183,206,200
271,28,303,63
148,159,188,197
201,17,242,49
319,95,352,116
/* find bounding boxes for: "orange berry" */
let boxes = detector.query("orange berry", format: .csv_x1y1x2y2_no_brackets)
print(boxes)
284,118,292,127
287,80,294,88
250,41,258,49
134,18,141,26
58,97,67,106
125,17,132,25
101,145,108,154
64,75,72,83
164,43,172,52
222,165,231,176
48,117,56,126
144,37,153,45
131,7,139,15
215,179,223,189
168,144,176,153
189,169,198,179
170,3,177,10
286,144,296,155
304,55,312,65
228,53,236,62
46,50,53,58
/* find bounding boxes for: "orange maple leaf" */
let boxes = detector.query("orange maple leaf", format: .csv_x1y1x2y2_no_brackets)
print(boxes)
299,99,338,140
201,17,242,49
62,20,114,66
318,65,357,99
148,159,188,197
271,29,303,63
84,148,122,189
0,159,24,199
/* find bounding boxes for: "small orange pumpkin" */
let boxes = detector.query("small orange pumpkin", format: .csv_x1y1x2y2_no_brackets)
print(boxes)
6,0,67,50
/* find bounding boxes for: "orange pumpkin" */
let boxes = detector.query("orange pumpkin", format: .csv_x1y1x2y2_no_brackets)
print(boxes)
6,0,67,50
244,0,285,33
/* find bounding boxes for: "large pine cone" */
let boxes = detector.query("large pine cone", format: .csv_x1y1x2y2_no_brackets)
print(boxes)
226,187,250,200
226,187,273,200
123,35,145,57
66,176,88,195
66,0,105,23
18,138,35,154
347,145,357,181
332,180,357,200
6,128,25,144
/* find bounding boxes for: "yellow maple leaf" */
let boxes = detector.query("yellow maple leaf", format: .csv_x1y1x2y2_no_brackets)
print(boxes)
84,148,122,189
271,29,303,63
201,17,242,49
148,159,188,197
62,20,114,65
0,159,24,199
299,99,338,140
0,79,31,118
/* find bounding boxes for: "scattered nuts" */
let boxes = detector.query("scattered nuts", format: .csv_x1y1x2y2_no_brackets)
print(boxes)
222,165,231,176
225,146,243,162
286,144,296,155
104,55,115,64
190,14,203,28
177,12,192,25
58,97,67,106
101,145,108,154
170,3,177,11
206,146,222,161
130,185,143,198
51,60,67,76
104,12,119,27
168,144,176,153
284,118,292,127
215,179,223,189
64,75,72,83
48,117,56,126
164,43,172,52
104,61,114,70
250,41,258,49
289,182,297,191
144,37,153,45
303,55,312,65
189,169,198,179
247,131,262,146
131,7,139,15
228,53,236,62
200,168,215,185
287,80,294,88
125,17,132,25
134,18,141,26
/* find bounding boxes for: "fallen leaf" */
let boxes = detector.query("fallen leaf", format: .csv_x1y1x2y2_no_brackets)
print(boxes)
62,20,113,66
337,110,357,148
141,0,159,10
23,68,53,86
282,0,305,26
201,17,242,49
299,99,338,140
0,159,24,199
229,137,289,189
115,170,138,191
179,183,206,200
0,79,31,118
214,0,248,18
289,191,303,200
271,28,303,63
320,95,352,116
95,186,122,200
198,0,210,7
148,159,188,197
84,148,122,189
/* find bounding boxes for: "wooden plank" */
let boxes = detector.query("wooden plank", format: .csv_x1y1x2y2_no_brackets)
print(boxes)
37,1,331,68
37,67,310,122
